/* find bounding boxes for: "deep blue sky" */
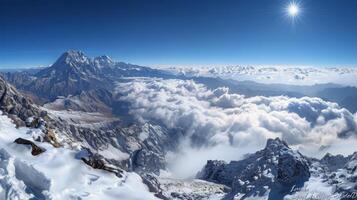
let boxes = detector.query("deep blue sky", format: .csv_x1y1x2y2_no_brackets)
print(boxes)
1,0,357,68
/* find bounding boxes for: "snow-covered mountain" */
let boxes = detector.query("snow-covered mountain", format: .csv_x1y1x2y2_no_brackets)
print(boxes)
198,138,357,200
3,50,172,101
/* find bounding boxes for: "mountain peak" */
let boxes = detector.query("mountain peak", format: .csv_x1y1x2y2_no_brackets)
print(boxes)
265,137,289,150
53,50,90,67
65,49,85,55
198,137,311,198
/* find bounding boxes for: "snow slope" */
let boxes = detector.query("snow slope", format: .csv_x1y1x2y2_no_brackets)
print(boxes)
0,112,158,200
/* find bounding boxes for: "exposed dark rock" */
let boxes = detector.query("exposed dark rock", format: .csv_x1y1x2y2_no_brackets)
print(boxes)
14,138,46,156
79,148,123,177
25,117,46,129
44,129,62,148
196,160,232,186
81,156,124,178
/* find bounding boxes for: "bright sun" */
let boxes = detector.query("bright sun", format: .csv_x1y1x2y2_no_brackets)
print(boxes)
288,3,299,17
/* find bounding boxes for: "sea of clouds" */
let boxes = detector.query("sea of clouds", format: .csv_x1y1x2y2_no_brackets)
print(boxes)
116,78,357,177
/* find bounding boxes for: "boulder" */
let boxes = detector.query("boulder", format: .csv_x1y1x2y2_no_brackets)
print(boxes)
14,138,46,156
78,148,123,177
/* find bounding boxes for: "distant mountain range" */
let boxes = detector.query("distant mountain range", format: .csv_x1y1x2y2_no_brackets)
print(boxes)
3,51,357,113
165,65,357,86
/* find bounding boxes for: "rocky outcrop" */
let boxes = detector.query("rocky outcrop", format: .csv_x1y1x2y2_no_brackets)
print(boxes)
53,119,179,175
14,138,46,156
0,76,63,150
198,138,311,199
131,148,166,175
43,129,62,148
79,149,124,178
197,160,236,186
141,174,168,200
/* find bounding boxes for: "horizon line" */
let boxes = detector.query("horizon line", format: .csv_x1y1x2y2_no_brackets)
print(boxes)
1,63,357,70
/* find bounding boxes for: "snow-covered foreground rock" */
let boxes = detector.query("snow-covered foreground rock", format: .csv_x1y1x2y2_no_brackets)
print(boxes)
0,112,158,200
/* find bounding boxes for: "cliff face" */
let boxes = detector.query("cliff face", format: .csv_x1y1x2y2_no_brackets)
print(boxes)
0,75,47,127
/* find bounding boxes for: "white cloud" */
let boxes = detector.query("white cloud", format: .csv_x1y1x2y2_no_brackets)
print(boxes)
116,78,357,177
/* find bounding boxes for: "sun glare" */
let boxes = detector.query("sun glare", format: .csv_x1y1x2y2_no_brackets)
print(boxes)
288,3,299,17
285,1,302,25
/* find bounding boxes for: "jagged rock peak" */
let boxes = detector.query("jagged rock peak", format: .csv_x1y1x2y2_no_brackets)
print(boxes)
264,137,290,153
53,50,91,66
52,50,118,69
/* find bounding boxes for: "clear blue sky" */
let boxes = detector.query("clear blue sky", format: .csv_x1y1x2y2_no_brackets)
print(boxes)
1,0,357,68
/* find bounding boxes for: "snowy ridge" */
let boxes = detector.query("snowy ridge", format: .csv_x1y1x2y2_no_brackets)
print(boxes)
0,112,158,200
